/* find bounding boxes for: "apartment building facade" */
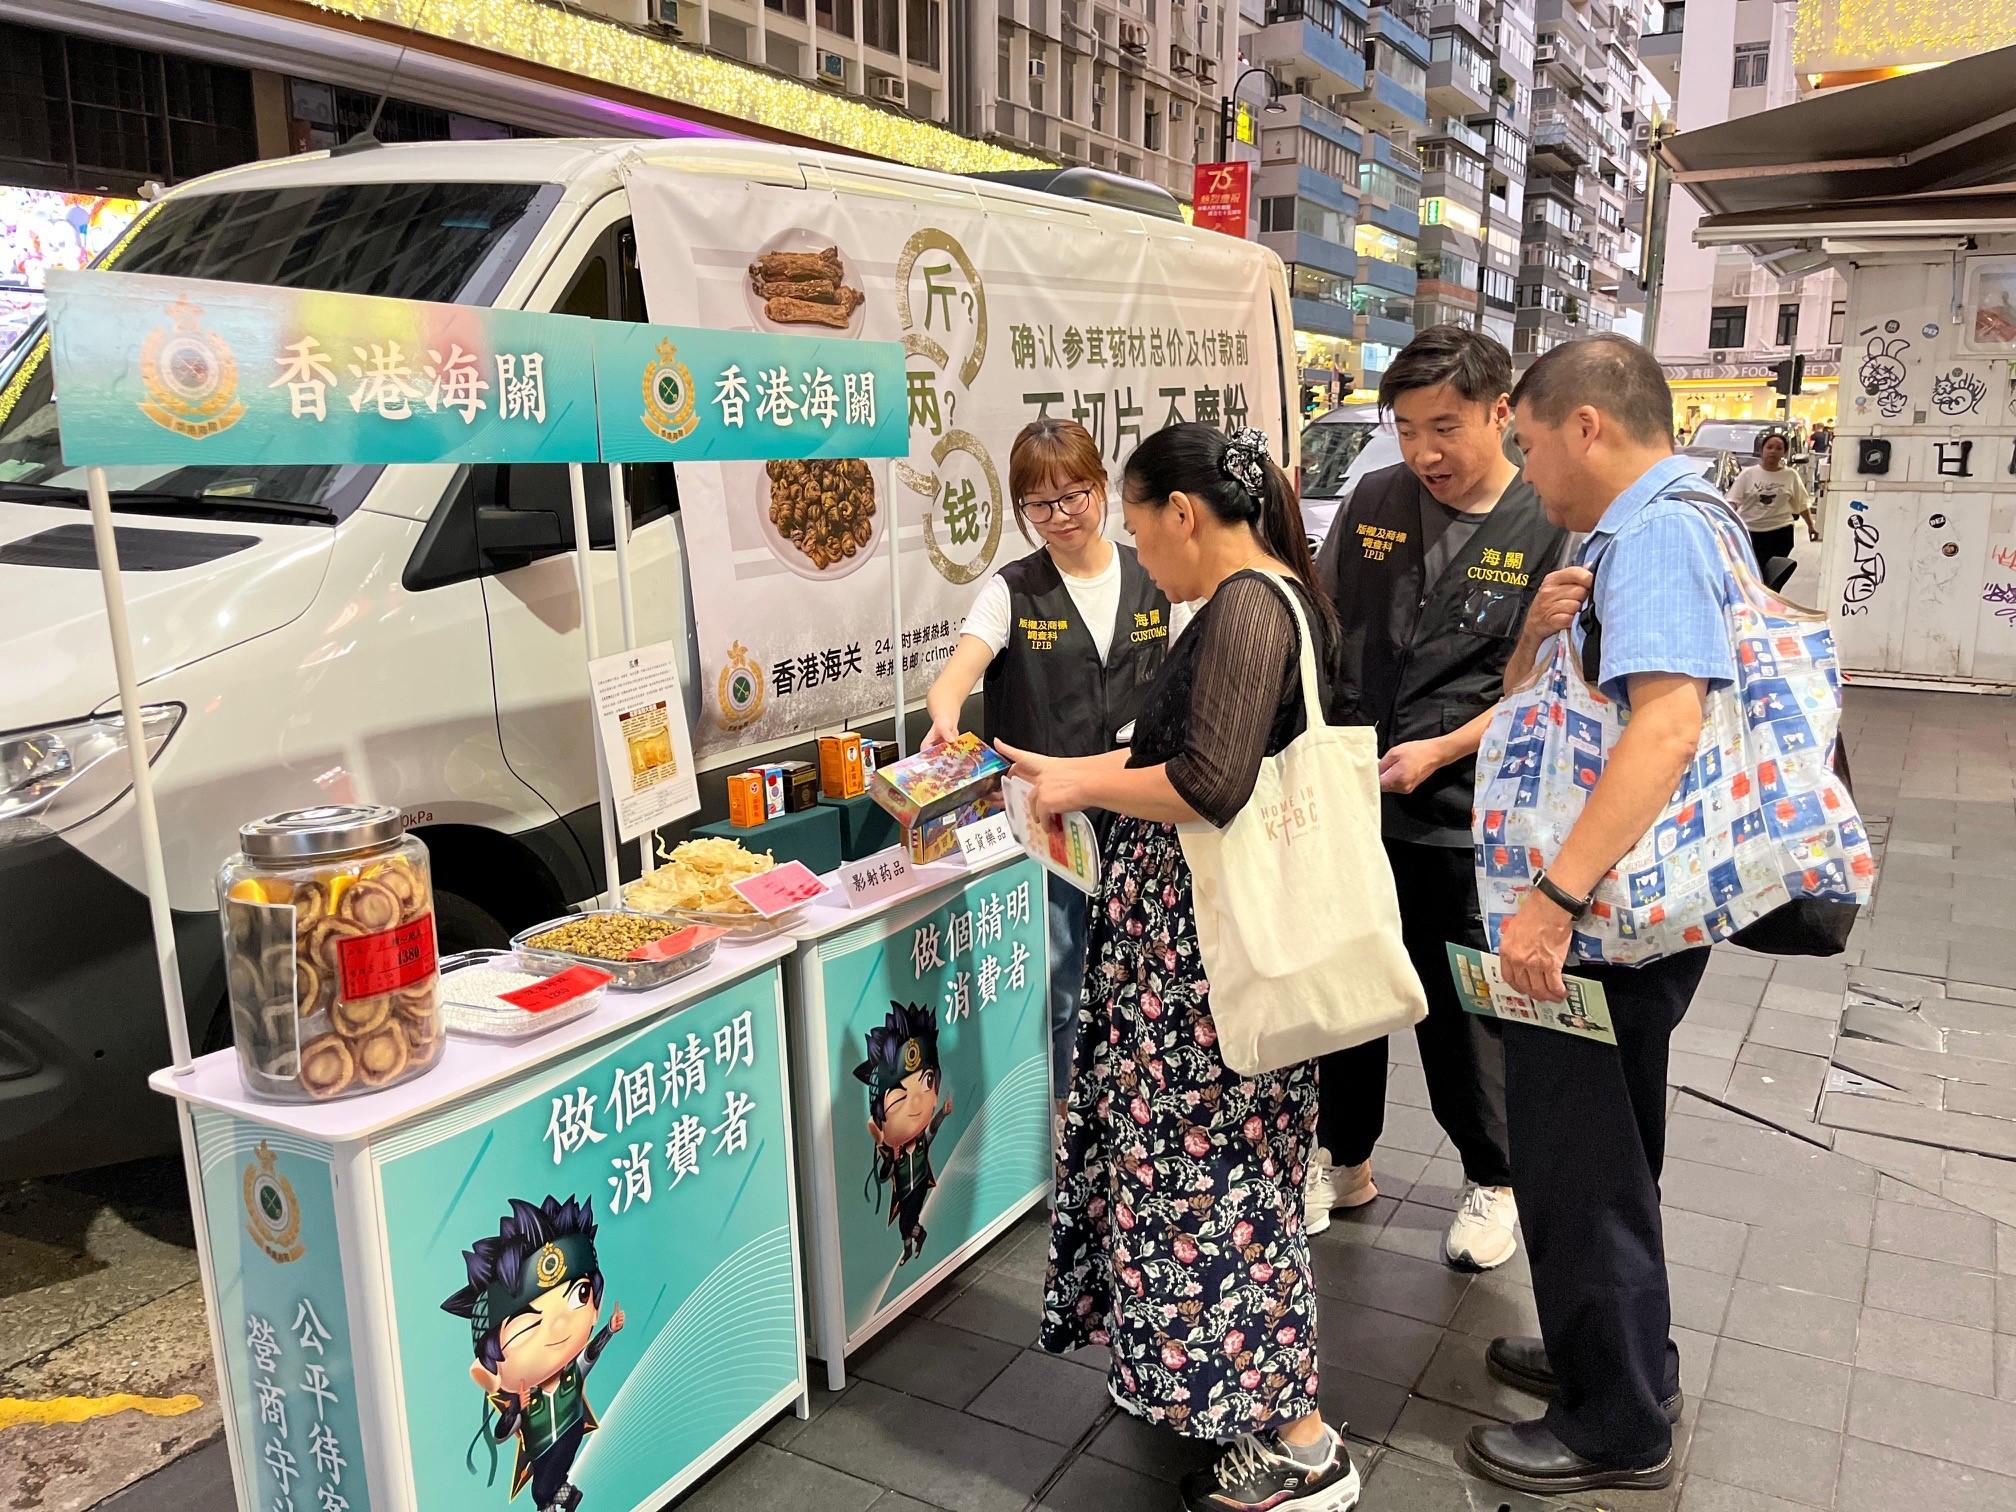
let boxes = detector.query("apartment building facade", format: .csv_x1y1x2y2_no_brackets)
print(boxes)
1645,0,1846,428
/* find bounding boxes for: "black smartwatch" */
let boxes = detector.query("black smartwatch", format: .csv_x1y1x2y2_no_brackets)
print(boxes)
1531,869,1594,920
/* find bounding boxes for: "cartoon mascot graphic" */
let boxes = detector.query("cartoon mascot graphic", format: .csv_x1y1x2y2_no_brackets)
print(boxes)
853,1002,953,1265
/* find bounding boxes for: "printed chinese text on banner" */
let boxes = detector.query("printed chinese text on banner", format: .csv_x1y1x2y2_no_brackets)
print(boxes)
48,269,602,466
596,323,907,463
1191,162,1251,238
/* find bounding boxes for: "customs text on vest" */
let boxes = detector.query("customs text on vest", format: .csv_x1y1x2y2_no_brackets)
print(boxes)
1328,462,1566,844
982,545,1169,757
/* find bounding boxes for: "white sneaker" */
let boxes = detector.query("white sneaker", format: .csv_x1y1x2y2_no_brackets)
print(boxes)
1444,1182,1518,1270
1304,1149,1338,1236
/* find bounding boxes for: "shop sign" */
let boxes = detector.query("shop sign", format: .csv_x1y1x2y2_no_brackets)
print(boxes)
596,322,906,463
1192,161,1252,238
1666,356,1842,383
189,1115,375,1512
814,857,1050,1342
375,970,796,1512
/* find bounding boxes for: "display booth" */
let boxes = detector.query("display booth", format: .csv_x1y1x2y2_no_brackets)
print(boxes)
46,266,1055,1512
1664,46,2016,693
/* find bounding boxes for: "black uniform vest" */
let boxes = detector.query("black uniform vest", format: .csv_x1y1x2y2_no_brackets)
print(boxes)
981,545,1170,758
1324,462,1567,845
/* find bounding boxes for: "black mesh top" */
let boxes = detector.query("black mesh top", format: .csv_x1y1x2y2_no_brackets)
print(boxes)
1128,570,1343,827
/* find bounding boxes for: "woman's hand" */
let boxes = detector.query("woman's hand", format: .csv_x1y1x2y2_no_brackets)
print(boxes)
994,739,1090,823
923,712,961,751
1378,738,1452,794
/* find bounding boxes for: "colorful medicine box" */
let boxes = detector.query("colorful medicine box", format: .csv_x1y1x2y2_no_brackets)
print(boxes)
756,764,787,819
872,732,1011,831
726,772,768,828
866,739,899,775
905,787,1007,864
778,760,820,812
819,733,866,798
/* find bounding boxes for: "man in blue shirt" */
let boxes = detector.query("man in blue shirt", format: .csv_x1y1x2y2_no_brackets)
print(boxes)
1462,335,1733,1497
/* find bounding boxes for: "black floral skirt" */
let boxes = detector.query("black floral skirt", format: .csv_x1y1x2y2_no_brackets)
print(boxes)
1036,814,1322,1440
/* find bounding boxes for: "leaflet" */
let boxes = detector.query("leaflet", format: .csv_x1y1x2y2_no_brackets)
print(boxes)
1446,943,1617,1044
1001,775,1102,895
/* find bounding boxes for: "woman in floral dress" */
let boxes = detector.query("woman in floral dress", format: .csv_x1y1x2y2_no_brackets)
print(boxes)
998,424,1357,1512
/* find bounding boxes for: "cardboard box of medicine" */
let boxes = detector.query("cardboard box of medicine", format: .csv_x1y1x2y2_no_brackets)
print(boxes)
727,772,768,828
872,732,1010,830
866,739,899,775
756,764,787,819
905,787,1007,864
819,733,866,798
778,760,820,812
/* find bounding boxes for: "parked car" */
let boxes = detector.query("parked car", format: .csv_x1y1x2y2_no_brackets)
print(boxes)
1297,404,1399,552
1678,446,1743,495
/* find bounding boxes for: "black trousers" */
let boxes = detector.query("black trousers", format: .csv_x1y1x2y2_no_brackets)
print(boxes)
1316,840,1511,1186
1748,524,1796,569
1506,947,1708,1468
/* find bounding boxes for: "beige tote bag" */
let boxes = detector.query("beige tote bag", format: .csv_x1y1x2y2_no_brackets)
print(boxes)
1177,572,1427,1076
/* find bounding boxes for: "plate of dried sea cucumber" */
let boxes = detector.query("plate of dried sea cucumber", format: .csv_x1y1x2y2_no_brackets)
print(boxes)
744,230,868,337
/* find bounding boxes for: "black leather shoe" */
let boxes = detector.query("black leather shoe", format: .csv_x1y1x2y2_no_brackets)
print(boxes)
1486,1335,1684,1424
1464,1419,1673,1494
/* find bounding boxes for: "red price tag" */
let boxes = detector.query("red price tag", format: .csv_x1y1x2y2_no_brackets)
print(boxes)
500,964,613,1012
627,924,727,961
337,915,437,1001
730,859,830,918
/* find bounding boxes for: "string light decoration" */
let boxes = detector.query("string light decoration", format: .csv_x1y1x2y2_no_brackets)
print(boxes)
1793,0,2016,73
301,0,1052,175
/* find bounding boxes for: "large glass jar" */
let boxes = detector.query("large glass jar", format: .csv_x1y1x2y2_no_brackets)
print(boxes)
216,805,442,1102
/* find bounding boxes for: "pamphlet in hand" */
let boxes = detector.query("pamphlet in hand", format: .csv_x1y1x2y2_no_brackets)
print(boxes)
1001,775,1102,895
1446,943,1617,1044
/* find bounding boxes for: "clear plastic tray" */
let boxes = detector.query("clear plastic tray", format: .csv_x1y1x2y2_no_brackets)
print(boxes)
437,949,606,1040
510,911,722,991
660,903,806,940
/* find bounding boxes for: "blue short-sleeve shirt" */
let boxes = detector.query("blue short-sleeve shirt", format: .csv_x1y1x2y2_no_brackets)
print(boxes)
1572,455,1737,707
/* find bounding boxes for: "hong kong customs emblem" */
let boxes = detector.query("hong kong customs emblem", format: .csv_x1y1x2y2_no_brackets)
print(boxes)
139,297,246,439
641,339,700,444
242,1141,306,1264
717,640,765,730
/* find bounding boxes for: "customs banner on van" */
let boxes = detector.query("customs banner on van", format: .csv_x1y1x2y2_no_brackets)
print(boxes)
595,322,906,464
621,163,1287,759
48,269,604,466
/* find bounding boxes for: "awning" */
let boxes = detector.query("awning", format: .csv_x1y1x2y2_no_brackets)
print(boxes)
1660,45,2016,223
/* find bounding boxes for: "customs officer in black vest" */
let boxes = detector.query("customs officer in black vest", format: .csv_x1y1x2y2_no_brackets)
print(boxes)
924,418,1174,1103
1306,327,1568,1270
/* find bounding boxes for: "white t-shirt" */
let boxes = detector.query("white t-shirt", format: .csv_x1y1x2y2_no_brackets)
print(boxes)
962,548,1124,663
1727,464,1812,532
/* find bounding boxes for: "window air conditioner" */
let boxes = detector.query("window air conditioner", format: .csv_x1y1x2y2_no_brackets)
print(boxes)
1031,57,1049,79
871,76,908,104
650,0,682,34
818,50,846,83
1120,20,1150,51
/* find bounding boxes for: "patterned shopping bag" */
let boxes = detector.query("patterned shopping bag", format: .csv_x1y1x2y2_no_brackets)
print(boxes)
1473,494,1875,966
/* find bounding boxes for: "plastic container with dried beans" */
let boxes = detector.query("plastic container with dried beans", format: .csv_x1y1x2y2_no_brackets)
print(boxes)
216,804,442,1102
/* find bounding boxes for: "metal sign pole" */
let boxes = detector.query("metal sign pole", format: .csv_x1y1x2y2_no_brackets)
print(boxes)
606,461,651,878
887,470,907,758
85,465,191,1070
569,462,623,909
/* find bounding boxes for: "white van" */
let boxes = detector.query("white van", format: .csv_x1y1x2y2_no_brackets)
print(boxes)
0,139,1297,1175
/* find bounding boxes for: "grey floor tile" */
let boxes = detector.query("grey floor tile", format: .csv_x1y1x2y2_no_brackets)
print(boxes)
1411,1333,1535,1423
1664,1114,1874,1193
1846,1368,2016,1479
676,1442,887,1512
1314,1295,1444,1388
1880,1172,1953,1209
1722,1279,1860,1363
1659,1157,1875,1247
1377,1103,1453,1157
2001,1224,2016,1276
761,1382,853,1449
1684,1401,1842,1507
1370,1199,1457,1265
1388,1060,1433,1109
1854,1304,1998,1395
1873,1196,1998,1267
1829,1097,2016,1163
1736,1225,1871,1302
990,1222,1054,1284
1675,1325,1722,1401
931,1265,1044,1347
1689,996,1764,1034
789,1381,1069,1512
1703,1338,1853,1432
1676,1476,1827,1512
1947,1181,2016,1228
1669,1261,1738,1335
850,1317,1021,1410
870,1497,953,1512
1364,1446,1568,1512
1669,1052,1737,1097
1997,1333,2016,1403
1748,1007,1841,1057
2004,1274,2016,1332
1382,1395,1487,1468
965,1350,1113,1445
1366,1144,1432,1194
1083,1407,1220,1485
1832,1129,1953,1191
1038,1453,1178,1512
1408,1156,1469,1212
1319,1364,1410,1444
1674,1022,1749,1061
1950,1084,2016,1121
1761,981,1846,1020
1308,1193,1400,1251
1709,950,1779,982
1309,1238,1474,1326
1861,1248,1997,1326
1836,1437,2016,1512
1664,1207,1749,1276
1448,1272,1542,1340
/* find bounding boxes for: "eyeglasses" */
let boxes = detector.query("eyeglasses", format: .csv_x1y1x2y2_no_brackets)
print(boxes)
1020,486,1097,523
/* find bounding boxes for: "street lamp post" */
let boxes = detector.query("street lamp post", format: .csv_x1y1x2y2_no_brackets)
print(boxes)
1217,66,1287,162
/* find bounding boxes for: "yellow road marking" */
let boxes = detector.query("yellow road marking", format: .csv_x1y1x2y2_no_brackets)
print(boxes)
0,1393,203,1430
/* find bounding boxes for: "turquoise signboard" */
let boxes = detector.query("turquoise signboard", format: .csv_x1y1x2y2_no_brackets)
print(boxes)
374,972,798,1512
596,323,907,462
190,1111,376,1512
818,858,1052,1340
47,269,602,466
47,269,908,468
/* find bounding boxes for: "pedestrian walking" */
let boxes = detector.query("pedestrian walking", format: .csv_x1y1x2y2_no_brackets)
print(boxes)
1308,326,1567,1267
924,418,1173,1106
1725,431,1817,568
1462,334,1731,1494
1002,424,1360,1512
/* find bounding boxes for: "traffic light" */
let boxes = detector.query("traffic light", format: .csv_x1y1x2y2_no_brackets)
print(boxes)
1773,355,1805,397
